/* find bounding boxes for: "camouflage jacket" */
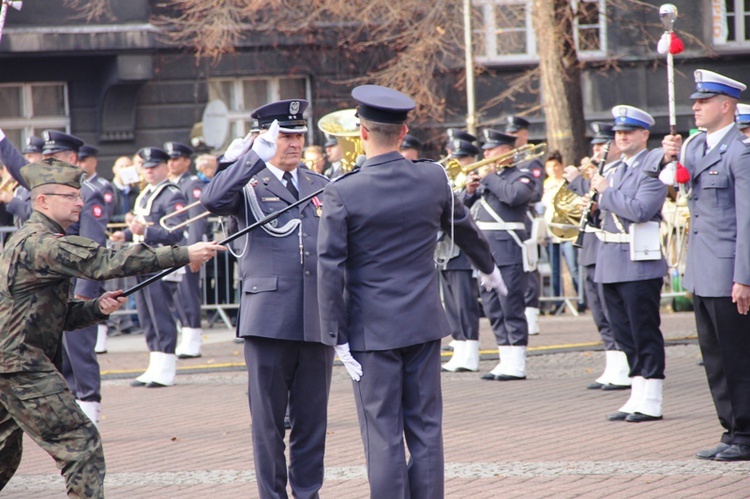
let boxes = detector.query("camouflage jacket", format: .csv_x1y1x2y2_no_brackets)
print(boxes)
0,211,190,373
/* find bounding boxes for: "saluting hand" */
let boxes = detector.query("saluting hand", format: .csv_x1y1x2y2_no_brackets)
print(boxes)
224,131,256,163
251,120,280,162
98,290,127,315
187,241,227,272
732,283,750,315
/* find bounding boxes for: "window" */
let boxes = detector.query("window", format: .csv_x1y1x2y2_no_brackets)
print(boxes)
0,82,70,149
473,0,606,63
712,0,750,46
208,76,311,149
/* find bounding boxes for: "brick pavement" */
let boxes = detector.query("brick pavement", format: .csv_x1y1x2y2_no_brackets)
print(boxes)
6,311,750,498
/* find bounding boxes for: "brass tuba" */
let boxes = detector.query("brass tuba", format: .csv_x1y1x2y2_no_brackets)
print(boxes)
450,143,547,189
545,182,583,241
318,109,364,173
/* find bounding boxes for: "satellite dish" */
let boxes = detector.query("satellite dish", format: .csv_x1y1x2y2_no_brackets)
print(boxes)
202,99,229,149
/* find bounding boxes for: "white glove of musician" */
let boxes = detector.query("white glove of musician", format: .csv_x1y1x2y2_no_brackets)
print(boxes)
479,266,508,296
223,132,255,163
658,161,676,186
251,119,279,162
0,128,5,142
334,343,363,381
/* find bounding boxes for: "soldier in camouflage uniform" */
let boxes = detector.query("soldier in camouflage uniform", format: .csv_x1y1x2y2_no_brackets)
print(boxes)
0,158,224,497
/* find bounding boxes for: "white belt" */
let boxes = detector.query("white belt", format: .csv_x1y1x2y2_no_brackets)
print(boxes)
596,231,631,243
476,221,525,231
584,225,600,234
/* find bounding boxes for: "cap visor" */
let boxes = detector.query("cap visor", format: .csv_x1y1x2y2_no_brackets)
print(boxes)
611,124,642,131
141,161,161,168
690,91,721,100
505,126,521,133
277,126,308,134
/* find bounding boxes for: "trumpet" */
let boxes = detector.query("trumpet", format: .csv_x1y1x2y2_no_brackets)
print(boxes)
448,143,547,189
159,201,211,232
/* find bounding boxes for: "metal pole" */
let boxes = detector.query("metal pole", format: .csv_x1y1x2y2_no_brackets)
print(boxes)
463,0,477,135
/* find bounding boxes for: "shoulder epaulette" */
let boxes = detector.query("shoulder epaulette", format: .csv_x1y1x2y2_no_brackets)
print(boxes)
331,168,361,183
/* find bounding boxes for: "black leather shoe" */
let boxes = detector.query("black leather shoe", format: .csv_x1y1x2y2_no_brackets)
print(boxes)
601,383,631,391
130,380,147,387
480,373,498,380
606,411,629,421
625,412,663,423
493,374,526,381
587,382,604,390
714,444,750,461
696,442,731,460
145,381,169,388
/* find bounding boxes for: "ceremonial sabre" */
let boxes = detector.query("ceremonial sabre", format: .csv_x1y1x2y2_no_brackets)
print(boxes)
122,187,325,297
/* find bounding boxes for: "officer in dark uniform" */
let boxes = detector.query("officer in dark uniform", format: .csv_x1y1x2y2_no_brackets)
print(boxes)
564,122,631,390
78,145,116,219
317,85,499,499
465,129,535,381
202,99,334,499
445,128,477,156
58,140,111,427
399,133,422,160
737,103,750,137
111,147,188,388
505,115,545,334
323,136,343,179
165,141,207,359
440,138,483,372
591,105,667,423
77,145,117,354
662,70,750,460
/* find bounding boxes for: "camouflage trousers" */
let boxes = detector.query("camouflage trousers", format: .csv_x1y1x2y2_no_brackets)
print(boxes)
0,369,105,498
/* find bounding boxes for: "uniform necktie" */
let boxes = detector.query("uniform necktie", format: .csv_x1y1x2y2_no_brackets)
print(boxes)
283,172,299,200
139,187,152,209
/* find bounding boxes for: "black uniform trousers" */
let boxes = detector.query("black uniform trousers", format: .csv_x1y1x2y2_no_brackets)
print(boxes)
694,295,750,445
61,325,101,402
440,270,480,341
480,263,529,346
176,268,202,328
244,337,333,499
135,275,179,353
352,340,444,499
583,264,616,351
602,278,664,379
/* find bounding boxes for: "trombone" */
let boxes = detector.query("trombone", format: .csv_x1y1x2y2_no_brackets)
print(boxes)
448,143,547,189
159,201,211,232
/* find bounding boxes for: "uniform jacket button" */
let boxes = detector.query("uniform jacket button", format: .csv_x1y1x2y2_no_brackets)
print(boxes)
305,270,311,276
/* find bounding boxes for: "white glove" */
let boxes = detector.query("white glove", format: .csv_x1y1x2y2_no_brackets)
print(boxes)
479,266,508,296
658,161,676,186
251,120,280,162
334,343,362,381
0,128,5,142
223,132,255,163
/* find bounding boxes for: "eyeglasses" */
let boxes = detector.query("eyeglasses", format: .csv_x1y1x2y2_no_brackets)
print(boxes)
42,192,84,202
356,122,370,133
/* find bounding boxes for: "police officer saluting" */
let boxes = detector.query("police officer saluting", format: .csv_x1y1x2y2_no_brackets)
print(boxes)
165,141,207,359
591,105,668,423
662,70,750,460
202,99,333,498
